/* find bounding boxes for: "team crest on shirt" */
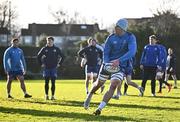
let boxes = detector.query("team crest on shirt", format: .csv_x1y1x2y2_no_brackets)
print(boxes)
113,41,117,44
45,49,48,52
53,49,56,52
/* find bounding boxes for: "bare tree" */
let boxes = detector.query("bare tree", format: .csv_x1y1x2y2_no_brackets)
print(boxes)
49,7,88,24
0,0,17,28
0,0,18,37
150,0,180,37
50,8,67,24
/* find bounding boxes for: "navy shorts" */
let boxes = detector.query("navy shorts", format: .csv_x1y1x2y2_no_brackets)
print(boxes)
8,70,23,79
43,68,57,78
124,67,133,76
85,65,98,74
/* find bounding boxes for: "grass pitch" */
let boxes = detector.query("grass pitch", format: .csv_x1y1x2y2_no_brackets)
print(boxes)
0,80,180,121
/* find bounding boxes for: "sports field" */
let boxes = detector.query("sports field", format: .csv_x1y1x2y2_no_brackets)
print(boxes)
0,80,179,121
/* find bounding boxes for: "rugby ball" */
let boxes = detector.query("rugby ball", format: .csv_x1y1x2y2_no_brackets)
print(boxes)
104,63,120,73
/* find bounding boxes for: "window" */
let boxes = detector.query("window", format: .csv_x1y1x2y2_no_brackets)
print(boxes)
0,35,7,43
81,25,87,29
24,36,32,45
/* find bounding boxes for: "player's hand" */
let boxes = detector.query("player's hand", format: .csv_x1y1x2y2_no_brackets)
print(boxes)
140,65,144,70
170,67,173,72
110,59,119,67
57,64,60,68
41,64,45,68
23,70,26,75
5,71,8,75
42,55,46,59
157,65,162,71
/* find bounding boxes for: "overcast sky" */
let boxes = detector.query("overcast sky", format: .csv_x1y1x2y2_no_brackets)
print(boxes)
9,0,180,29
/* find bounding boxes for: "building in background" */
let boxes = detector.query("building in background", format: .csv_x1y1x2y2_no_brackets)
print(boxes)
0,28,10,46
21,22,101,47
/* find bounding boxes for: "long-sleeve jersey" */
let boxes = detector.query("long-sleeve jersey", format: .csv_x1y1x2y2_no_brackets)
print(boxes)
166,54,176,70
37,45,65,69
3,46,26,72
127,56,136,70
103,32,137,68
157,44,167,71
140,44,161,67
96,44,104,65
78,45,103,66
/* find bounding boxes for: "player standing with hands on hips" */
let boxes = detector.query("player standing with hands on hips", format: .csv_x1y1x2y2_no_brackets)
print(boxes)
37,36,65,100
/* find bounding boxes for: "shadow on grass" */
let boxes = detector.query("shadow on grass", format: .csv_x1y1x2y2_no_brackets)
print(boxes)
6,98,180,111
127,94,180,100
144,95,180,99
0,106,135,121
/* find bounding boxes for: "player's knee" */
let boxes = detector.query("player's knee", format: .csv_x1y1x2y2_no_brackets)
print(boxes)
86,75,91,79
110,81,119,90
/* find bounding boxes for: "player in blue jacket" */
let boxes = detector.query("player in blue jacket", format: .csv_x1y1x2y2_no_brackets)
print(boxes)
3,38,32,98
156,41,172,93
37,36,65,100
140,35,161,97
83,18,137,115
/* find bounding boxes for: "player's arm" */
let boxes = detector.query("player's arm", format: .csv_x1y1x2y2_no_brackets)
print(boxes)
103,38,111,63
119,34,137,63
171,55,176,70
98,48,103,60
157,46,166,71
21,50,27,73
3,49,10,73
156,46,163,70
78,48,86,58
139,46,147,69
37,47,45,66
57,48,65,66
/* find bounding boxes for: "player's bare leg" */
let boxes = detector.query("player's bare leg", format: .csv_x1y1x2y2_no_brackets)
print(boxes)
125,75,144,95
85,73,91,94
7,75,13,98
84,78,105,109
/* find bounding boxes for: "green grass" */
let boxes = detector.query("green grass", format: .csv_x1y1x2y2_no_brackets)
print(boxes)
0,79,180,122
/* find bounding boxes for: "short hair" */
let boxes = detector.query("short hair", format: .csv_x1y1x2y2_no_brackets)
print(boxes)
168,47,173,51
149,35,157,40
87,38,96,44
87,38,92,44
11,38,19,42
46,36,54,41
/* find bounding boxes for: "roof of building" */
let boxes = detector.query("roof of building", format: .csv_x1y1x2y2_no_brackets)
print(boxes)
21,23,100,36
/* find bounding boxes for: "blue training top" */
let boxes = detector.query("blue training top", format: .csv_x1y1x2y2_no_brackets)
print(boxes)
140,44,161,67
3,46,26,72
157,44,167,71
103,32,137,68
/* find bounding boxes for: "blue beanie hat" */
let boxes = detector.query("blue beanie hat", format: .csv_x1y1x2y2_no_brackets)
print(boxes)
116,18,128,31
